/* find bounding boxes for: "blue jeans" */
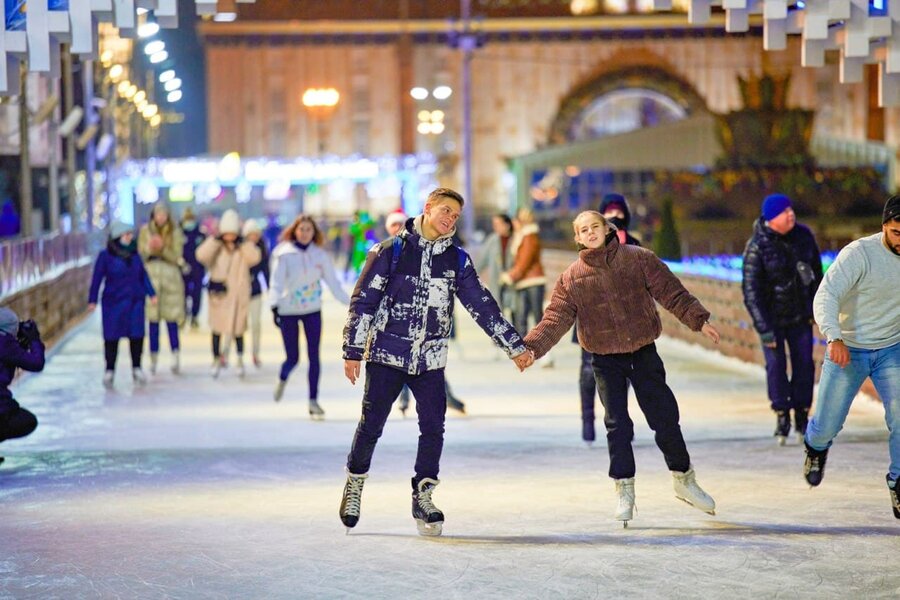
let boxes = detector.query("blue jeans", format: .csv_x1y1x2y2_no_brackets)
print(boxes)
761,323,814,413
805,341,900,480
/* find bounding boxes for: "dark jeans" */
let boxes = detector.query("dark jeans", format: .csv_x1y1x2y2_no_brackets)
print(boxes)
762,323,815,413
513,285,545,335
347,363,447,482
149,321,180,353
278,312,322,400
0,398,38,443
184,274,204,317
592,343,690,479
104,337,144,371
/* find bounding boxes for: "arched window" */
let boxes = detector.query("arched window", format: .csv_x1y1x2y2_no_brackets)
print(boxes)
569,88,688,141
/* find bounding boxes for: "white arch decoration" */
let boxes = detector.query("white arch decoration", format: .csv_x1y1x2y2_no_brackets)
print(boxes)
0,0,255,94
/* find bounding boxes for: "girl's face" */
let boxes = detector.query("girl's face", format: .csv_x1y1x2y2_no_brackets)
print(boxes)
222,233,238,243
492,216,510,236
573,215,607,249
153,209,169,226
119,232,134,245
295,221,316,245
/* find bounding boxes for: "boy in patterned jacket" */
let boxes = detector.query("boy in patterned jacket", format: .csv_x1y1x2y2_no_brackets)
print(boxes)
339,188,532,536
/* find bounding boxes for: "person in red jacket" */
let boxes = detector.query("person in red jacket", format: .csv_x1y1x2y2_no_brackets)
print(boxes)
523,211,720,527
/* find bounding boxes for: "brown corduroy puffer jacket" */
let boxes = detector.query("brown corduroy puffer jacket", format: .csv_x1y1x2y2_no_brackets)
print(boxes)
524,237,710,357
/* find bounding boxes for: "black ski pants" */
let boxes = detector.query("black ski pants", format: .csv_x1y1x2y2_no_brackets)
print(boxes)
591,342,690,479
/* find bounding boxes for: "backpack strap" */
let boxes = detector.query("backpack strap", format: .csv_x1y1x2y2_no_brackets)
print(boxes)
389,235,404,277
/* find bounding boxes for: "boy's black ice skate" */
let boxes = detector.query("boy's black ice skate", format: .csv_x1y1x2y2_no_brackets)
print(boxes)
887,475,900,520
774,410,791,446
803,442,828,487
794,408,809,443
582,421,596,447
412,477,444,537
339,470,368,532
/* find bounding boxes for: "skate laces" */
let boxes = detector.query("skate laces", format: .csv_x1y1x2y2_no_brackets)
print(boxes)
343,476,366,516
416,481,440,515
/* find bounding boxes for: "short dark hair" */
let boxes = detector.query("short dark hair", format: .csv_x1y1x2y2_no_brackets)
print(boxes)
494,213,513,229
427,187,465,207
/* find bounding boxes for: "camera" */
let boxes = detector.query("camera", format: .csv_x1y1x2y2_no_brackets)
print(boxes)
16,319,41,348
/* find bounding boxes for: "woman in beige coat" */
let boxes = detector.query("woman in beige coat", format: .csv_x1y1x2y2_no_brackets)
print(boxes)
196,209,261,378
138,202,187,374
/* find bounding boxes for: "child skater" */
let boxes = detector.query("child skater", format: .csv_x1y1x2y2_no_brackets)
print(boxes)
523,210,721,527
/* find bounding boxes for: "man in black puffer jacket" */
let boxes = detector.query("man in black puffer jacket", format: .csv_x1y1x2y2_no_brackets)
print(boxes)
742,194,823,444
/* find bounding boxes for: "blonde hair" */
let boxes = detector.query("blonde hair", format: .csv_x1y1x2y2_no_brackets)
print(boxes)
572,210,608,233
516,207,535,224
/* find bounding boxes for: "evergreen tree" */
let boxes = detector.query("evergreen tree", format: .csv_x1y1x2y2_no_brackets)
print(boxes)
654,196,682,261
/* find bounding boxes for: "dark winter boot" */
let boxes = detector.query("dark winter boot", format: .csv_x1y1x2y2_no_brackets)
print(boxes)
412,477,444,537
446,392,466,414
794,408,809,441
803,442,828,487
887,475,900,520
774,411,791,446
339,470,368,531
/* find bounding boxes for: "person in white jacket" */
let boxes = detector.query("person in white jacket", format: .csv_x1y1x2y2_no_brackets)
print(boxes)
269,215,350,418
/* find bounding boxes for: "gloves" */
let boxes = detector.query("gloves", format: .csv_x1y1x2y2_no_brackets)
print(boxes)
16,319,41,347
759,332,776,346
272,308,282,327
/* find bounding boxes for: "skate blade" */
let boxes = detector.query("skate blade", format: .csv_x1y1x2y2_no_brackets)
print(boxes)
309,414,325,421
676,495,715,516
776,436,787,447
415,519,443,537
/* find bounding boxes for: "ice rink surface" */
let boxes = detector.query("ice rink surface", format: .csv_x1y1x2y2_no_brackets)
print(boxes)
2,294,898,599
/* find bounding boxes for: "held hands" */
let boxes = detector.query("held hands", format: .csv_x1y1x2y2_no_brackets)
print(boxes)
150,296,159,306
701,322,720,344
272,308,282,327
87,303,97,312
344,359,361,385
512,349,535,372
827,340,850,368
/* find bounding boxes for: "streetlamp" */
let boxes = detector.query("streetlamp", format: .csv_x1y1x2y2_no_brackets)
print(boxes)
302,87,340,156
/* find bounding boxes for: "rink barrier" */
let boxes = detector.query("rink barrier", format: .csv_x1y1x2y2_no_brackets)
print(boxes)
542,250,879,401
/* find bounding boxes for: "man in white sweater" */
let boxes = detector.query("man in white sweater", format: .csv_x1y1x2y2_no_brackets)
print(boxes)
804,196,900,519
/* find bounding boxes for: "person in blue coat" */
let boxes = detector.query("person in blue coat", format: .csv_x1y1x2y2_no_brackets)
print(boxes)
0,307,43,465
88,221,157,389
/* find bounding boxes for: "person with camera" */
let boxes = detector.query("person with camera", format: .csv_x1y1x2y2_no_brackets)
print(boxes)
741,193,823,445
0,307,43,463
196,209,261,378
89,221,158,388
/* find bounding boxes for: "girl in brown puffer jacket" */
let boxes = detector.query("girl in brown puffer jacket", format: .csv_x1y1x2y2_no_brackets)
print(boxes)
523,211,721,528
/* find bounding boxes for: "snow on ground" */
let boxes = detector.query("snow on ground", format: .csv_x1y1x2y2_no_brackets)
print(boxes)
1,294,897,599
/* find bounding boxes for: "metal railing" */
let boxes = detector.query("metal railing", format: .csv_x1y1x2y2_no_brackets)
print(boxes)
0,232,92,299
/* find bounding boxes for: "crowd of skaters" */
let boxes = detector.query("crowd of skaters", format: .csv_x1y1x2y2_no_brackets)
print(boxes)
1,188,898,535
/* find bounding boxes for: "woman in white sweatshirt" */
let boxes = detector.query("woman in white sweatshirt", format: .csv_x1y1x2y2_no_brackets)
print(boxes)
269,215,350,418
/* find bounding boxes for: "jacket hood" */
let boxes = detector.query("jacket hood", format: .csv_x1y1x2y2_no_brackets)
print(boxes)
598,193,632,229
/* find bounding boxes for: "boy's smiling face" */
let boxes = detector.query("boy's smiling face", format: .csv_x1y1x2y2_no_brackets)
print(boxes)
573,213,608,249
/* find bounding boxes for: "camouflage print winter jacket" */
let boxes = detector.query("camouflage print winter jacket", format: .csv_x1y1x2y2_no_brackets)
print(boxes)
343,216,525,374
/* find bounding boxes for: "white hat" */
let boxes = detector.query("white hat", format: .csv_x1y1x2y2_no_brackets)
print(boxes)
385,211,407,230
219,209,240,235
242,219,261,237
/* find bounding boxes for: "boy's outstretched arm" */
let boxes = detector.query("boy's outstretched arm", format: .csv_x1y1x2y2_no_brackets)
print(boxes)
454,251,526,361
522,273,577,360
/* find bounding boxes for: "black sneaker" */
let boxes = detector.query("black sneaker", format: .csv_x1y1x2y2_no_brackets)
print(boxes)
774,411,791,446
412,477,444,537
794,408,809,439
803,443,828,487
888,475,900,520
339,471,368,530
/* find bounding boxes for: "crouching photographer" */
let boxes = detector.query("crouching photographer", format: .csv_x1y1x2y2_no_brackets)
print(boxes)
0,307,43,463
